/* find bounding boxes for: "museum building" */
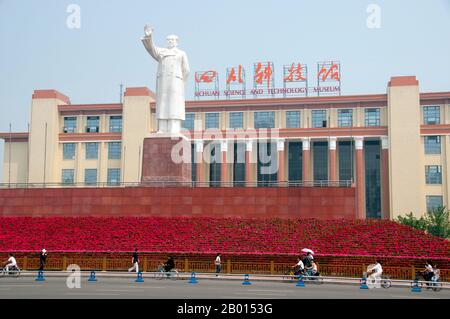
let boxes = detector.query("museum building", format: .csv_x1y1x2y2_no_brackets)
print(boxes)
1,76,450,220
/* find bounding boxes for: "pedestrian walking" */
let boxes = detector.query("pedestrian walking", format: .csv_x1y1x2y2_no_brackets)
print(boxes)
215,253,222,277
39,249,48,271
128,248,139,273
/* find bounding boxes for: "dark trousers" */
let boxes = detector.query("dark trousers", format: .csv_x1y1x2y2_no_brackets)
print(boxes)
39,261,45,271
215,265,221,274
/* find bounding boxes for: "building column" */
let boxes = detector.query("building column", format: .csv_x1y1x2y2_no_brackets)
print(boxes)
354,136,365,219
220,140,229,187
277,139,286,187
329,137,337,184
302,138,311,184
195,141,205,187
380,136,390,219
245,139,254,187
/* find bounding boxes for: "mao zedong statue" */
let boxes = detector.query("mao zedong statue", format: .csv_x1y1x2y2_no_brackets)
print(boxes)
141,25,190,134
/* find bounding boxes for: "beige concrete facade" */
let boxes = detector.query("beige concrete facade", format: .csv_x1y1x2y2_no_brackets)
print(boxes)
1,78,450,219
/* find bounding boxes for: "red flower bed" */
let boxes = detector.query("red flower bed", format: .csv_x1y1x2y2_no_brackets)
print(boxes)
0,217,448,259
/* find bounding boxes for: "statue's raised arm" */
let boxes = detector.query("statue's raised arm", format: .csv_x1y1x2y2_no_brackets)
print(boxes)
141,25,159,61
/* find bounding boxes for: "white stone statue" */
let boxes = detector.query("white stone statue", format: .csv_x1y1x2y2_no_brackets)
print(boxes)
141,25,190,134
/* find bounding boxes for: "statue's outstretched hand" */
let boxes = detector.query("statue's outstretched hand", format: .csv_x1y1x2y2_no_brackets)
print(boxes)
144,25,153,37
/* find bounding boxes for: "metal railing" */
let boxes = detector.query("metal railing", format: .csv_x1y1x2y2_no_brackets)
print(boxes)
0,180,353,189
11,256,450,281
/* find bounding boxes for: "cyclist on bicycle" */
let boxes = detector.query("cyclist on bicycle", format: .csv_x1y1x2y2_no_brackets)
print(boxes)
302,253,314,276
416,260,434,288
164,256,175,272
366,259,383,282
292,257,305,276
310,260,319,276
3,253,18,272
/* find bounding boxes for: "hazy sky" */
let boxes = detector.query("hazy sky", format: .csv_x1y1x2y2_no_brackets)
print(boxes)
1,0,449,182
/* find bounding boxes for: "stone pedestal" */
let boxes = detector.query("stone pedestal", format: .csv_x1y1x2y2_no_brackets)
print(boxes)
141,133,192,186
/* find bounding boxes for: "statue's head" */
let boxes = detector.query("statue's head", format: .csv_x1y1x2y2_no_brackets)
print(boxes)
167,35,178,49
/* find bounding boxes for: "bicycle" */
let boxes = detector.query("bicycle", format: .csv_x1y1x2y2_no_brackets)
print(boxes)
414,270,442,292
363,272,391,289
282,268,323,284
1,265,21,278
154,264,180,280
301,270,324,285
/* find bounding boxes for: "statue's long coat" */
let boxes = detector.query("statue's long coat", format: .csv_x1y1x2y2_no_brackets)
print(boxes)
142,36,190,120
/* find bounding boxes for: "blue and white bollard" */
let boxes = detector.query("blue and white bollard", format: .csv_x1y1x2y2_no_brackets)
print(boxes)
360,277,369,289
242,274,252,285
188,272,198,284
35,270,45,282
296,275,305,287
88,270,97,282
135,271,144,283
411,279,422,293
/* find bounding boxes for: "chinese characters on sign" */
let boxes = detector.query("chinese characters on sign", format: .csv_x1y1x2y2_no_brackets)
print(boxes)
194,61,341,99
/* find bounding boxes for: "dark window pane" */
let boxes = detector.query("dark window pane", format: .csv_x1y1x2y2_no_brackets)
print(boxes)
254,112,275,129
365,140,381,219
313,141,328,181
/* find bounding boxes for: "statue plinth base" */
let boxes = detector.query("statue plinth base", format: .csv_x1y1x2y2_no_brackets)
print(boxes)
141,133,192,186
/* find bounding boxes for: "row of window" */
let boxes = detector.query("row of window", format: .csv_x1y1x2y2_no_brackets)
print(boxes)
63,142,121,160
62,105,440,133
183,108,381,130
62,168,120,185
63,116,122,133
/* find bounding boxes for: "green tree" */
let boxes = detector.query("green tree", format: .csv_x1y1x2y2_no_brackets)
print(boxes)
396,207,450,239
425,206,450,239
396,212,427,231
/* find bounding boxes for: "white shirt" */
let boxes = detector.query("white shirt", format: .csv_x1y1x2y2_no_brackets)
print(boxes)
371,263,382,274
296,260,304,269
215,256,221,265
7,257,17,266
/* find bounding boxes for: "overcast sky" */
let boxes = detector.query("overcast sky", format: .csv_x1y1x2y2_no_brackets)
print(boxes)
1,0,449,182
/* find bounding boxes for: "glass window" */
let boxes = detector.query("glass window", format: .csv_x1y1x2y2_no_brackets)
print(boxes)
311,110,327,128
183,113,195,130
109,116,122,132
84,169,97,186
426,195,443,212
286,111,300,128
338,141,354,181
205,113,220,129
86,116,100,133
63,117,77,133
338,109,353,127
365,140,381,219
313,141,328,181
63,143,76,160
233,143,246,186
365,108,380,126
254,111,275,129
61,169,75,185
425,165,442,184
423,106,440,125
257,142,277,186
424,136,441,154
288,141,302,183
85,142,99,160
108,142,122,160
209,143,221,187
229,112,243,129
107,168,121,186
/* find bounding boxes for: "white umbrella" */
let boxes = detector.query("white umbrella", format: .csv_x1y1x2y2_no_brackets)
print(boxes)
301,248,314,255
